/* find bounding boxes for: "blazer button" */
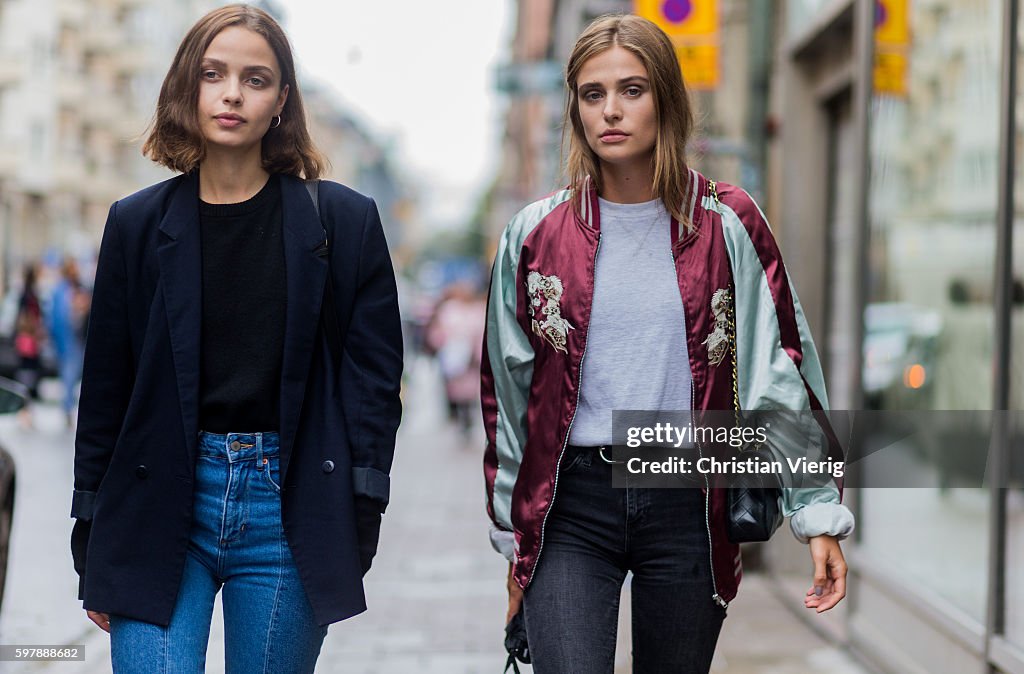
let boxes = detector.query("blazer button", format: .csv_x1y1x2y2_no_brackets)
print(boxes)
135,465,149,479
322,460,335,474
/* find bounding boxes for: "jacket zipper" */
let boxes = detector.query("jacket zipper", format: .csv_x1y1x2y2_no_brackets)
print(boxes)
526,232,602,587
692,376,728,609
678,249,728,611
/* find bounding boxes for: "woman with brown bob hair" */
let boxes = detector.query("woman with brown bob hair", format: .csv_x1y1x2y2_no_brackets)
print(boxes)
483,14,852,673
70,4,403,672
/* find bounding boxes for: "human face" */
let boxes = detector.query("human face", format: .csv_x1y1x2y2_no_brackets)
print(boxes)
197,26,288,153
576,45,657,172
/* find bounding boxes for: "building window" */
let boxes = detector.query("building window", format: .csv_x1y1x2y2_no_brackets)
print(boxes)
859,0,1001,625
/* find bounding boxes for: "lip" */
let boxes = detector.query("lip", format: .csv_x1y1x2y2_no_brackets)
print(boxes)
214,113,245,128
600,129,629,143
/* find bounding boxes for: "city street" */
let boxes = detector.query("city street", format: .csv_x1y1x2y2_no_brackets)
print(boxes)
0,361,870,673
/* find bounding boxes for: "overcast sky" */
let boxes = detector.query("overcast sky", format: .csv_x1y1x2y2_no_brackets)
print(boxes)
282,0,515,229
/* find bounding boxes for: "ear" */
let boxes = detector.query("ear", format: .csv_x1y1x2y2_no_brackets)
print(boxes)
276,83,289,115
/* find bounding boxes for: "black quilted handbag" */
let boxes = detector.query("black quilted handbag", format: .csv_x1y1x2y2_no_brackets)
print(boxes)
727,466,783,543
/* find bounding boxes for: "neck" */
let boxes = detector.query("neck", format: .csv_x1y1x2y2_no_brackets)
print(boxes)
198,146,270,204
598,158,655,204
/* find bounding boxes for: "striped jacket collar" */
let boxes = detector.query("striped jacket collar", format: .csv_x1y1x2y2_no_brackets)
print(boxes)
573,168,710,244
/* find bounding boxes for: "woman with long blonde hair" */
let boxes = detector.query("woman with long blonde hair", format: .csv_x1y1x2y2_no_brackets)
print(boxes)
482,14,853,672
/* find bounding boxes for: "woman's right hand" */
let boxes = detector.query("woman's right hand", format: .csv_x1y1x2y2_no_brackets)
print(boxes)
86,610,110,633
506,562,523,623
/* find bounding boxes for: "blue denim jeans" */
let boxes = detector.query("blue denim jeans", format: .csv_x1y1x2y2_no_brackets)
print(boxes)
109,432,327,673
58,343,83,415
522,445,727,674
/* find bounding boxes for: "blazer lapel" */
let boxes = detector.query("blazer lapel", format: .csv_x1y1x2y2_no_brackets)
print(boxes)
278,175,329,482
157,171,202,465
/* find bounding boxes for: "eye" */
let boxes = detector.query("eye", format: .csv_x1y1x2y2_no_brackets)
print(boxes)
624,86,642,97
201,70,219,79
582,90,603,102
247,77,265,86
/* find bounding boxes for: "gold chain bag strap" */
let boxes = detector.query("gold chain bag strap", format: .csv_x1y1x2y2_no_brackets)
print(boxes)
708,179,783,544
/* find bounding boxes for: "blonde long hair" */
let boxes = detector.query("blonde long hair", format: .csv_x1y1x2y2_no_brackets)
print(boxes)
563,14,695,229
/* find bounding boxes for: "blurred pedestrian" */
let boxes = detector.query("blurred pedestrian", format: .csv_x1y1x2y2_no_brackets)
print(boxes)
14,264,44,428
69,5,402,673
48,258,89,429
482,14,854,674
425,283,485,434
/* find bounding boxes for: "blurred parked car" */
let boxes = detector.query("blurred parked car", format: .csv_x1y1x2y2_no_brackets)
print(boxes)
862,302,1000,488
862,302,942,410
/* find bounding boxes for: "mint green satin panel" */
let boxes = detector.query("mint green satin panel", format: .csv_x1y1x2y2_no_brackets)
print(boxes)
487,190,572,530
711,193,841,518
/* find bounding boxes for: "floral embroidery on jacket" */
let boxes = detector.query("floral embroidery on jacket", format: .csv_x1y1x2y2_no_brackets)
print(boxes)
526,271,574,353
702,288,732,367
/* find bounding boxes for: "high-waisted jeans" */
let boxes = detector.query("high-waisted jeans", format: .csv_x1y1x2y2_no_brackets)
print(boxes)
109,432,327,673
521,445,727,674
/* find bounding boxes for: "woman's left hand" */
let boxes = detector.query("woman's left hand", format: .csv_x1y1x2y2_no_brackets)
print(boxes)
804,535,847,613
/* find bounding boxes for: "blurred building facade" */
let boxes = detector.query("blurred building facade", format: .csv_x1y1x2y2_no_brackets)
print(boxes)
492,1,1024,672
491,0,759,233
0,0,407,291
304,83,410,253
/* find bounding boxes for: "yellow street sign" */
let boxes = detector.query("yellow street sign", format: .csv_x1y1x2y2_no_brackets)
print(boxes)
676,44,718,90
874,0,910,97
874,50,908,96
876,0,910,47
635,0,718,38
634,0,719,90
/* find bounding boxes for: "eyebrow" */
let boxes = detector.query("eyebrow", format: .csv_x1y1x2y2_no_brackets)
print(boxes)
579,76,650,90
201,58,276,76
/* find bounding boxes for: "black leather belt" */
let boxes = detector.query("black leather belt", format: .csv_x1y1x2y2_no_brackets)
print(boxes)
567,444,623,464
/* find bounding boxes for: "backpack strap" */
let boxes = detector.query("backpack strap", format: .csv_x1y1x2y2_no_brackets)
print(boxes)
305,179,320,216
304,179,341,364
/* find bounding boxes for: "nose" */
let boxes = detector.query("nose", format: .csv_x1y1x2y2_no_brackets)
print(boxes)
222,77,243,105
602,97,621,123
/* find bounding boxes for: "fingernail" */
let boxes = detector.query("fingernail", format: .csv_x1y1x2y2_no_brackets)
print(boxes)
814,586,823,596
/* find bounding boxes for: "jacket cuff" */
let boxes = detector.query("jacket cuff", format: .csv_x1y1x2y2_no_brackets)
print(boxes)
489,524,515,562
351,467,390,512
789,502,855,543
70,490,97,521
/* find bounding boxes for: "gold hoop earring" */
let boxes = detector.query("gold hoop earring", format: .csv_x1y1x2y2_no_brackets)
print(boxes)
270,115,281,129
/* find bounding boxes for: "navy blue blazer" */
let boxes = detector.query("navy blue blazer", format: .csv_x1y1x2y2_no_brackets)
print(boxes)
70,170,403,626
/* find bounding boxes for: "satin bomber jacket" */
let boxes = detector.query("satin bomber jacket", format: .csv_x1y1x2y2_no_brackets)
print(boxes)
482,169,855,609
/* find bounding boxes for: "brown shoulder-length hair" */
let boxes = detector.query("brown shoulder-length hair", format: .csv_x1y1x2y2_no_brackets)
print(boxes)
563,14,695,229
142,4,327,178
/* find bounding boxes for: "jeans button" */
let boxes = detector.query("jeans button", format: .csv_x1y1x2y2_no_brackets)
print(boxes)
229,440,241,451
322,460,335,473
135,465,148,479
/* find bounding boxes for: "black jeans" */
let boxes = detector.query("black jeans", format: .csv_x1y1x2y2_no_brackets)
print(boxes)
522,445,726,674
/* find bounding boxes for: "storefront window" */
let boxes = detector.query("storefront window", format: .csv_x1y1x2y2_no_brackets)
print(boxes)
859,0,999,624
